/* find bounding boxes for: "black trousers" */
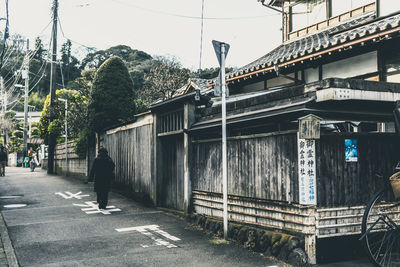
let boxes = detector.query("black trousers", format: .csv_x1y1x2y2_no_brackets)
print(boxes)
96,191,109,209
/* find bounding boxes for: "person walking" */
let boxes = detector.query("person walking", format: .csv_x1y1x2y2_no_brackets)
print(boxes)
28,147,37,172
88,147,115,210
0,146,7,176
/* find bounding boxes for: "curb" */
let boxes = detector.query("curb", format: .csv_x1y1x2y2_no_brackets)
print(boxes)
0,212,18,267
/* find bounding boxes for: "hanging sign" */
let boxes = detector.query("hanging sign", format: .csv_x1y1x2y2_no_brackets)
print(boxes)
298,114,322,140
298,134,317,205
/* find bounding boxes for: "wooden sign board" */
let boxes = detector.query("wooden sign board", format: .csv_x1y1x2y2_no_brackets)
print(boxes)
299,114,322,140
298,135,317,205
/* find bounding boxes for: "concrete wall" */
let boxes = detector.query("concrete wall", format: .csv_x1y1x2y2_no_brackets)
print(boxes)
7,153,23,167
42,142,88,180
322,51,378,79
379,0,400,17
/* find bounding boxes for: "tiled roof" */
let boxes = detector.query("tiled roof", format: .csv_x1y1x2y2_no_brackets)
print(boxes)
151,78,210,106
228,12,400,79
174,78,210,97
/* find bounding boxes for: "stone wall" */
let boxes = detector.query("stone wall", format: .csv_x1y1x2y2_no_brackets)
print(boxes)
187,214,308,266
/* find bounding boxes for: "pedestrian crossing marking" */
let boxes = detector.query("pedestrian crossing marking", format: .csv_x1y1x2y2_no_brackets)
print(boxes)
55,191,89,199
73,201,121,215
116,224,180,248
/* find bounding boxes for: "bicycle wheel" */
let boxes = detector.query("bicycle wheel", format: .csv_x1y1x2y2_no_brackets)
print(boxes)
362,189,400,267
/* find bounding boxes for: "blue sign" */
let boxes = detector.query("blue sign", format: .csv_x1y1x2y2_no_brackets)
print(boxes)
345,139,358,162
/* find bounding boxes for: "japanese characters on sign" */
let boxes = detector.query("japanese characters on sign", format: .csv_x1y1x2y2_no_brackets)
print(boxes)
298,135,317,205
298,114,321,140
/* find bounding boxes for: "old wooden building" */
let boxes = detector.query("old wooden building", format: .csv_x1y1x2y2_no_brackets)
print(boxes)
99,0,400,264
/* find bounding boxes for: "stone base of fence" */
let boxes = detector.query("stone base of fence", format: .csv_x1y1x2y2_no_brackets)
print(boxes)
187,214,308,266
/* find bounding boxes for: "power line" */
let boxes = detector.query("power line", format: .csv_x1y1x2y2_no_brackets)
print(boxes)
0,0,10,71
58,17,95,50
106,0,279,20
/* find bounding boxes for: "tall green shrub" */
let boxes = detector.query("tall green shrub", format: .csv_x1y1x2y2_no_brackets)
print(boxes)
89,56,136,132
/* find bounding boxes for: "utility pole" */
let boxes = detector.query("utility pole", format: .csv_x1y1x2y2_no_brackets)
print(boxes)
0,76,4,113
59,98,68,176
47,0,58,174
23,39,29,157
0,76,5,145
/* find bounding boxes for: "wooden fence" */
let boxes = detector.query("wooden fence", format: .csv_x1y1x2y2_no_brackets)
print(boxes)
192,132,400,207
192,131,299,203
103,114,155,203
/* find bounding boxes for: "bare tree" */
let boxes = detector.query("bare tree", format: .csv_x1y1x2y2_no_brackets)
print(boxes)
0,113,13,144
142,56,190,103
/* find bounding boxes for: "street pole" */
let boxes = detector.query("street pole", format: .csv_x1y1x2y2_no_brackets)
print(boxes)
23,39,29,157
28,105,35,138
59,98,68,176
0,76,4,113
48,0,58,174
212,40,230,240
220,43,228,240
0,76,5,145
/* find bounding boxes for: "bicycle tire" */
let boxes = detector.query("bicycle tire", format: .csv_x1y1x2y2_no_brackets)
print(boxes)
361,189,400,267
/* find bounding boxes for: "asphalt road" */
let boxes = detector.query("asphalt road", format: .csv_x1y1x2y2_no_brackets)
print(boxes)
0,167,286,267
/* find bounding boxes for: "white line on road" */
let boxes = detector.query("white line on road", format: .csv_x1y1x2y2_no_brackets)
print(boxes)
4,204,27,208
73,201,121,215
116,224,181,249
55,191,90,199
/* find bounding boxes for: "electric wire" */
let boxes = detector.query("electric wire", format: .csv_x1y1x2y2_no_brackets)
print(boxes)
0,0,9,71
3,17,54,111
105,0,279,20
6,37,52,111
58,16,94,50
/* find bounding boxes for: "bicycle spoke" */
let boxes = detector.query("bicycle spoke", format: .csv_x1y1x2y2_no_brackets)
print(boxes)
380,230,396,266
362,189,400,267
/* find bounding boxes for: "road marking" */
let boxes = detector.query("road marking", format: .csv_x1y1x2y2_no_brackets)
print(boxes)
0,196,22,199
4,204,27,208
55,191,89,199
73,201,121,215
116,224,180,248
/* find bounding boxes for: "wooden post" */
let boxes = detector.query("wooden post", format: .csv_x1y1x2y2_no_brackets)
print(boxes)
298,114,321,264
184,103,195,215
305,234,317,264
153,113,162,206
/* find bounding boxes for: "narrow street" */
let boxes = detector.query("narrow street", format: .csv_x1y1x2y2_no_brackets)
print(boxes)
0,167,285,267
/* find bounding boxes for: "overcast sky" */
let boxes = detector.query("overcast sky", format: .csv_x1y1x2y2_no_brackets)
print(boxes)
3,0,282,70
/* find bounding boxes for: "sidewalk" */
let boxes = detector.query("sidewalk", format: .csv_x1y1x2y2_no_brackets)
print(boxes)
0,167,20,267
0,167,284,267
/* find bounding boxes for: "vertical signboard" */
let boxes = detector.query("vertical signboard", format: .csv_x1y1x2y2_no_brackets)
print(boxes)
298,134,317,205
345,139,358,162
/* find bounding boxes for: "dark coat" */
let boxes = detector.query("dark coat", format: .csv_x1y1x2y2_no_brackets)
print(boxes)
89,152,115,192
0,150,7,162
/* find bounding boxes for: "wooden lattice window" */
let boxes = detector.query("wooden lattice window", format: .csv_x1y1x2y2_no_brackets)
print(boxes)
159,109,184,134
